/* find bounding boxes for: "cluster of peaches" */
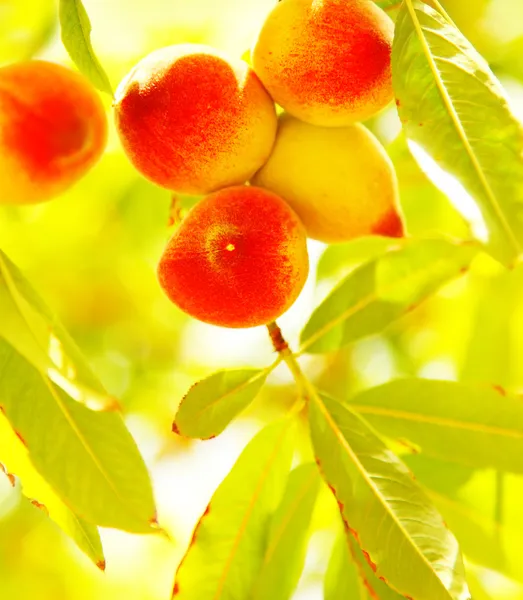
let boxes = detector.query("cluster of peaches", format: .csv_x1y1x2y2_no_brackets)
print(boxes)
0,0,404,329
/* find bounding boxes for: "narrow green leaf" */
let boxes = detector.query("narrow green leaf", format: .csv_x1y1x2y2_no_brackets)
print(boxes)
300,239,476,354
324,536,365,600
310,393,469,600
0,412,104,567
393,0,523,265
0,249,116,411
174,369,269,440
0,339,156,532
325,532,405,600
173,419,295,600
253,463,320,600
350,378,523,473
59,0,113,95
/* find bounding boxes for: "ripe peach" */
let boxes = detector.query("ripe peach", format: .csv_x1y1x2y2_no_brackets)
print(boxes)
157,186,309,328
252,0,394,126
0,60,107,205
114,44,277,195
251,113,404,243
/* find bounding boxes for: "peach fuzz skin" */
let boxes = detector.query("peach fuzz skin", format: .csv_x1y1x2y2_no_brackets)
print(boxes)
114,44,278,195
0,60,107,205
252,0,395,126
157,186,309,328
252,113,404,244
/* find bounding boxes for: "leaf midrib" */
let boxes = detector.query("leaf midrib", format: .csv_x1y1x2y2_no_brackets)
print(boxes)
403,0,520,256
60,0,112,94
183,369,269,424
41,374,131,512
314,394,453,599
350,403,523,439
300,245,473,353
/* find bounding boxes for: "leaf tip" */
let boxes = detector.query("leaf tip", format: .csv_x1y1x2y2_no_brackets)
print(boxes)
492,384,507,396
96,559,106,572
30,499,49,516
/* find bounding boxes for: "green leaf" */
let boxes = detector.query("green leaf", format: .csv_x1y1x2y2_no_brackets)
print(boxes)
317,236,403,283
310,393,469,600
0,250,116,412
350,378,523,473
59,0,113,96
300,239,476,354
466,572,494,600
325,536,363,600
375,0,400,9
325,533,405,600
431,490,523,585
392,0,523,266
0,411,104,567
0,339,156,532
459,271,517,386
173,419,296,600
253,463,320,600
403,455,474,496
173,369,269,440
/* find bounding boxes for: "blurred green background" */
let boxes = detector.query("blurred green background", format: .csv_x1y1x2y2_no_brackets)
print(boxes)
1,0,523,598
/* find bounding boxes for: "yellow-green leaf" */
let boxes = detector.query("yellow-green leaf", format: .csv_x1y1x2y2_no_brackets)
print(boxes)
0,411,104,567
59,0,113,95
0,0,55,64
301,239,476,354
310,393,469,600
324,536,364,600
174,369,269,440
375,0,400,9
173,419,295,600
350,378,523,473
431,490,523,585
0,339,156,532
317,236,402,283
0,249,116,412
393,0,523,265
253,463,320,600
325,532,405,600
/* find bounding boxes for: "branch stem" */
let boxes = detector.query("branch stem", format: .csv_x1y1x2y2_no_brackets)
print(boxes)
266,321,322,406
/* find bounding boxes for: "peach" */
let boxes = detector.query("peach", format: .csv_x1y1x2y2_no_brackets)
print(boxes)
252,0,394,126
0,60,107,205
157,186,309,328
251,113,404,243
114,44,277,195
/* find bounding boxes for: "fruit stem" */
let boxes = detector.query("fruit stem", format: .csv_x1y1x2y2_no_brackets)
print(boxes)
266,321,319,404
